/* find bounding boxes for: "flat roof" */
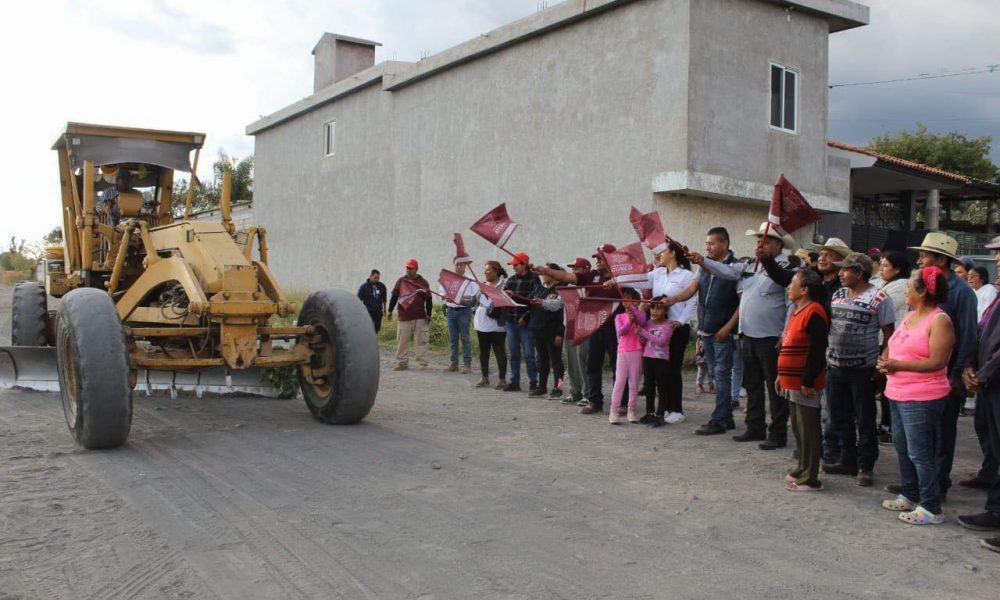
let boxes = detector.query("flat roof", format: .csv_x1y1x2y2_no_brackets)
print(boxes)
248,0,869,135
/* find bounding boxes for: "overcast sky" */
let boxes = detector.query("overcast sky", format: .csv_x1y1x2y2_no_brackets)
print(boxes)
1,0,997,247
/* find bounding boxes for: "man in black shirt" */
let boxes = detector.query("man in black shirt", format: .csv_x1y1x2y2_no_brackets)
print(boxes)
357,269,388,332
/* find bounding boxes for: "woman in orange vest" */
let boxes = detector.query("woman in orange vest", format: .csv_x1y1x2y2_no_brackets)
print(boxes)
776,269,830,492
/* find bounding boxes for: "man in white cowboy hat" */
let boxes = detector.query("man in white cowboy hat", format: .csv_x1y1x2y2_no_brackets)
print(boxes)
690,222,795,450
899,232,978,500
439,253,479,374
759,235,853,463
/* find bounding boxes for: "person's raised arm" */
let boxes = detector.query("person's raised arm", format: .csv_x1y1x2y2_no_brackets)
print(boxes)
760,254,793,288
689,252,743,281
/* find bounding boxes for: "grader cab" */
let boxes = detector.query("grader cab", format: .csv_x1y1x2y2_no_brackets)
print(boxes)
0,123,379,449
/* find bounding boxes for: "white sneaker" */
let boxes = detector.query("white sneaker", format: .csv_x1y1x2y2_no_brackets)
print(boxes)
609,411,621,425
665,412,685,424
964,398,976,410
627,410,639,423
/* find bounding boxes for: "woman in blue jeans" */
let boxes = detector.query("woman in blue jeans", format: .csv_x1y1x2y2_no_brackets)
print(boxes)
877,267,955,525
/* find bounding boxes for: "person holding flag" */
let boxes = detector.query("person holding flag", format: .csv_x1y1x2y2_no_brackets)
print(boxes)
536,245,622,415
503,252,542,393
439,254,479,374
689,224,796,449
388,258,433,371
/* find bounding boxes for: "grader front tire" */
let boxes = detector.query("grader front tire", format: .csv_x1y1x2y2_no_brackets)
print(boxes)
56,288,133,449
297,289,379,424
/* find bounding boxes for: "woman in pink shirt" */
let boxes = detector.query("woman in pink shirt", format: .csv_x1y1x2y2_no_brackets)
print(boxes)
877,267,955,525
610,288,645,424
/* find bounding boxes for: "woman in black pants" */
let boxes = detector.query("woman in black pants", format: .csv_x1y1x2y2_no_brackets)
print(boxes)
474,261,509,389
650,241,696,424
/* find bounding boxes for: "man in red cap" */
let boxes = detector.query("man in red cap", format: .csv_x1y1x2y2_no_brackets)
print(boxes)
388,258,433,371
502,252,541,392
537,244,620,415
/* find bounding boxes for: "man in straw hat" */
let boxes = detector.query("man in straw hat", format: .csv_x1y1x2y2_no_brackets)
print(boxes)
761,236,853,463
690,222,795,449
892,233,978,500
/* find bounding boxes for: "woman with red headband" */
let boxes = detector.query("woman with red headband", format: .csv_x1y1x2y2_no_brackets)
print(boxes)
877,266,955,525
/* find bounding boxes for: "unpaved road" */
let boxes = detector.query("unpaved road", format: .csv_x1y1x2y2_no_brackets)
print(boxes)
1,284,997,599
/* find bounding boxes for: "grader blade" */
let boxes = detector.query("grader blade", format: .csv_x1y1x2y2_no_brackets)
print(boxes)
0,347,60,392
137,367,282,398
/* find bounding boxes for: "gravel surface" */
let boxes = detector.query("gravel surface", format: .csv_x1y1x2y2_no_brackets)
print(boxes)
0,283,997,599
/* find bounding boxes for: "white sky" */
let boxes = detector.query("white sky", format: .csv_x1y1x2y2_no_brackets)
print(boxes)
1,0,996,248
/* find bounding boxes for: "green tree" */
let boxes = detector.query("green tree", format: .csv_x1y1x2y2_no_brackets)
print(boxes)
868,124,1000,182
170,149,253,217
43,226,63,245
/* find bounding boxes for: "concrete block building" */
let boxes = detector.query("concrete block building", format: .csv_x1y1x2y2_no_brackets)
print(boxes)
248,0,869,290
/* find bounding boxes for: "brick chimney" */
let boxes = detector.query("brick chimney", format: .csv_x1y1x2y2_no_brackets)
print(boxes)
312,33,381,92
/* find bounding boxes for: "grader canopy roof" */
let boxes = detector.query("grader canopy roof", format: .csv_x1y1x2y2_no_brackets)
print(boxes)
52,122,205,173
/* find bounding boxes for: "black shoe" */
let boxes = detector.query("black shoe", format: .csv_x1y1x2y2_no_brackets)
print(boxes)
638,413,657,424
759,438,787,450
548,388,562,399
822,462,859,476
732,431,766,442
695,422,726,436
981,536,1000,554
822,454,840,465
725,420,736,431
650,415,666,428
959,476,994,491
529,382,538,392
528,387,548,397
856,470,874,487
958,511,1000,532
884,483,902,495
503,383,522,392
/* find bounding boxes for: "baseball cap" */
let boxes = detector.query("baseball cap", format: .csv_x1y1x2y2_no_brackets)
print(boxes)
507,251,530,266
404,258,419,269
833,252,872,274
592,243,617,258
567,257,592,270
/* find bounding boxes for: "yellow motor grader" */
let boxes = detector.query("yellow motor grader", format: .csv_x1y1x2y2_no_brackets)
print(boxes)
0,123,379,448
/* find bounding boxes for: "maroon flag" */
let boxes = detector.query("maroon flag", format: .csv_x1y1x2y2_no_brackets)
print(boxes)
453,233,471,263
397,277,428,310
769,174,820,235
470,203,519,249
556,287,585,343
571,297,618,345
478,281,522,310
629,207,668,255
599,242,650,286
437,269,475,305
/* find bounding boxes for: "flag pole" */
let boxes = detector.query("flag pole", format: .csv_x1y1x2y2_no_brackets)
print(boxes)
752,222,771,274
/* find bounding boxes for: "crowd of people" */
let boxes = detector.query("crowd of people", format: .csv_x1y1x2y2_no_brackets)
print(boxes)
357,224,1000,555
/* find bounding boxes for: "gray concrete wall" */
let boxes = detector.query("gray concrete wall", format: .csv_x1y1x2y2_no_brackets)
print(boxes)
255,0,852,292
687,0,832,201
257,0,695,291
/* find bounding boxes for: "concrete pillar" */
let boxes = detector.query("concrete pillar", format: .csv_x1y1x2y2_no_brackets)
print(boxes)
926,189,940,231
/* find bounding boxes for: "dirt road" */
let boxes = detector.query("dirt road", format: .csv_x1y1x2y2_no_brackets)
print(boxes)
1,284,996,599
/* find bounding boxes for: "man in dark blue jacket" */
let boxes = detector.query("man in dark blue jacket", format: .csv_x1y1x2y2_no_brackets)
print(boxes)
357,269,388,332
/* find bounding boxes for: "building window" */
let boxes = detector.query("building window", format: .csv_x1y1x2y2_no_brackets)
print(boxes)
323,121,336,156
769,63,797,132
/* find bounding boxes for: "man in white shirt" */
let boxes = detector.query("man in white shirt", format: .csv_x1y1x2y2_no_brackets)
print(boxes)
440,257,479,373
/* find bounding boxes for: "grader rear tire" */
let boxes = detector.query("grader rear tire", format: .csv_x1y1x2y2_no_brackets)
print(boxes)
297,288,379,424
55,288,132,449
11,281,49,346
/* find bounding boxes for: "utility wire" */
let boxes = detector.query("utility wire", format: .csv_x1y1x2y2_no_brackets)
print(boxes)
830,65,999,89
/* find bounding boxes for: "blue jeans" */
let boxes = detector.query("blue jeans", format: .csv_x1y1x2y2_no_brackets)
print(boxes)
446,308,472,366
506,322,537,386
826,366,879,471
890,398,947,514
701,334,734,425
